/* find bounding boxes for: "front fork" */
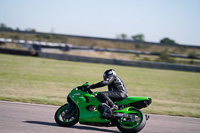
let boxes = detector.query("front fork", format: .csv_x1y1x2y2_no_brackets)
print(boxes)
65,102,76,114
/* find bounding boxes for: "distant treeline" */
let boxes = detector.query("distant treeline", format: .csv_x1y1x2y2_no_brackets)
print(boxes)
0,23,200,49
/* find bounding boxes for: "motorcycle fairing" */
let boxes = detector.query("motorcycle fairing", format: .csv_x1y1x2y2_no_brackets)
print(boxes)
68,88,110,124
115,96,152,107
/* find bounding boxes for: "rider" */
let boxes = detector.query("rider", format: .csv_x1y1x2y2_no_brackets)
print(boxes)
88,69,128,112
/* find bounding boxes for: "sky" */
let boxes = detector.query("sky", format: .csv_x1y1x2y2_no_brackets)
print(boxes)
0,0,200,46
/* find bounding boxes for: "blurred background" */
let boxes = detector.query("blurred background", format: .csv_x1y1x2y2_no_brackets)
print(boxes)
0,0,200,65
1,0,200,45
0,0,200,117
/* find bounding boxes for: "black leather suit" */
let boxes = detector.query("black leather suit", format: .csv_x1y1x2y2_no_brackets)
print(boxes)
90,75,128,107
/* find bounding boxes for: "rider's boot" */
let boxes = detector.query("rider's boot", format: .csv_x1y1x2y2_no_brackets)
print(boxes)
101,100,119,118
107,99,118,112
100,103,111,118
110,104,118,112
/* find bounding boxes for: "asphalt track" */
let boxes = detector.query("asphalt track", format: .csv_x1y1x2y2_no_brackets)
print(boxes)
0,101,200,133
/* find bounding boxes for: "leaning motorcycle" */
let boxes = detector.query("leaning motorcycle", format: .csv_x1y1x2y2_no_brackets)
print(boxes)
55,82,152,133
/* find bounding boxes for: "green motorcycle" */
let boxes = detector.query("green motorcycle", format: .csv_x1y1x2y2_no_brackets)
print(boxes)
55,82,152,133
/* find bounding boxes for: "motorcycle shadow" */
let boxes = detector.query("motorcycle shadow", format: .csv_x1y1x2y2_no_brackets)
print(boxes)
23,121,120,133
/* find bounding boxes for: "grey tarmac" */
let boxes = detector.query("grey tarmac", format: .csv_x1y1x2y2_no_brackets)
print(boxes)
0,101,200,133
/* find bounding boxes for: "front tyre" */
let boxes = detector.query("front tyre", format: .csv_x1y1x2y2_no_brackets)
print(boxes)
54,104,79,127
117,108,146,133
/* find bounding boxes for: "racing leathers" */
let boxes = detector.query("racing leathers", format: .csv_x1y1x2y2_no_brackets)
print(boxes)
90,75,128,108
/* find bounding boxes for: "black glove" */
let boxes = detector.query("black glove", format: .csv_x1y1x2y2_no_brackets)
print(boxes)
84,85,93,94
85,85,91,90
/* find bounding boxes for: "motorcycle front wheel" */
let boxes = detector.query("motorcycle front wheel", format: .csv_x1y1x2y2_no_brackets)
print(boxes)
54,104,79,127
117,108,146,133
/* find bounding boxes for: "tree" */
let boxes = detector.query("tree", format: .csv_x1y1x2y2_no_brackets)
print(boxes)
25,28,36,32
160,37,176,44
0,23,13,31
121,33,127,40
0,23,7,29
156,50,176,63
131,34,145,42
188,52,198,59
16,27,21,31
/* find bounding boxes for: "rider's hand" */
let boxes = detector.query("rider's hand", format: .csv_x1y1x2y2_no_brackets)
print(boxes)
85,85,91,90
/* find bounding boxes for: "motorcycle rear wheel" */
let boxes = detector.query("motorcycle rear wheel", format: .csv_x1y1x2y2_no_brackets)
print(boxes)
117,108,146,133
54,104,79,127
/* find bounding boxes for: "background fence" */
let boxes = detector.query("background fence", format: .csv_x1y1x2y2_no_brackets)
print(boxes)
38,52,200,72
1,48,200,72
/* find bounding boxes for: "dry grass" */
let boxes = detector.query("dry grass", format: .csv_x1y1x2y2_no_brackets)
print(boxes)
0,53,200,117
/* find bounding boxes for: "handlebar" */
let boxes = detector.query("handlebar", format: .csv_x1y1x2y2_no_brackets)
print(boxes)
77,85,93,94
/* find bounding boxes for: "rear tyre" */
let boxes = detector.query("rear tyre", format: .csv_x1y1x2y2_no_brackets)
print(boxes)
54,104,79,127
117,108,146,133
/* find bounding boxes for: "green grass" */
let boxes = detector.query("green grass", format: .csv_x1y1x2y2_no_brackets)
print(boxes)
0,53,200,117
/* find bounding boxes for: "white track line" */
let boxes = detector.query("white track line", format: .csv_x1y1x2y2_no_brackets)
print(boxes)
0,100,60,108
